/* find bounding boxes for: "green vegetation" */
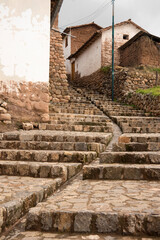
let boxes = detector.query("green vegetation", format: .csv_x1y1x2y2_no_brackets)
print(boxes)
148,67,160,73
136,86,160,96
101,66,111,74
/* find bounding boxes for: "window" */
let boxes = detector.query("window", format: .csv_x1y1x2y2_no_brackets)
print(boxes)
123,34,129,40
65,36,68,47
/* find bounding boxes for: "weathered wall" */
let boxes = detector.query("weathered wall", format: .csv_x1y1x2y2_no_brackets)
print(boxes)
0,80,49,122
74,37,101,78
101,23,140,66
0,0,51,122
0,0,50,83
120,36,160,68
49,18,70,103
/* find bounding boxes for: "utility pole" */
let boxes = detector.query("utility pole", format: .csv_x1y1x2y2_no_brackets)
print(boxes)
112,0,115,101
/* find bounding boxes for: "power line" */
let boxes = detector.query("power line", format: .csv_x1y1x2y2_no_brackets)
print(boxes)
59,0,112,30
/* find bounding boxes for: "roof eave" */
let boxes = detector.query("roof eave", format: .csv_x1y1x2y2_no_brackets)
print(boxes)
50,0,63,29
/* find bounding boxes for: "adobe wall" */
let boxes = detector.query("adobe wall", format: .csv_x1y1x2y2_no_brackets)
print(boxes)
120,36,160,68
71,25,100,54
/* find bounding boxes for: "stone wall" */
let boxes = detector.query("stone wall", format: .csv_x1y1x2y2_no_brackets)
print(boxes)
122,92,160,116
0,99,11,124
0,80,49,122
72,67,158,98
120,36,160,67
49,18,70,103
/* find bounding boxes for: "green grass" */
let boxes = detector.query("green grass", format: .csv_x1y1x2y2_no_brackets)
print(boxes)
136,86,160,96
148,67,160,73
101,66,111,74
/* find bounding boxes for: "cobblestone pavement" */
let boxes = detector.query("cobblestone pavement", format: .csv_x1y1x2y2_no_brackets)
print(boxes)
0,176,62,234
0,176,61,206
31,178,160,214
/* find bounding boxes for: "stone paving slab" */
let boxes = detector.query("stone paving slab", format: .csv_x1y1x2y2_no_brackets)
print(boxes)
26,179,160,235
1,231,159,240
0,176,62,233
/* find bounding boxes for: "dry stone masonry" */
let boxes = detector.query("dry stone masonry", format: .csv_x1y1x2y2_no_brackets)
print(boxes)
0,99,11,124
49,19,70,104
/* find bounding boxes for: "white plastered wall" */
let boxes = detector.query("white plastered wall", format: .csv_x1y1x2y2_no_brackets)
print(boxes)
74,37,101,77
0,0,50,89
62,30,71,74
101,23,141,66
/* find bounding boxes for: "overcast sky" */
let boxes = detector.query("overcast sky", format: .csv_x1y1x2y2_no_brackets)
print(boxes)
59,0,160,36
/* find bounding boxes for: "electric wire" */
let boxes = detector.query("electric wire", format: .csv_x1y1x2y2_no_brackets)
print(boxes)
59,0,112,30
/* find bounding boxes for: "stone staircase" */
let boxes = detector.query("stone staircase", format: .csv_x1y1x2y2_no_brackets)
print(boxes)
0,86,113,237
20,87,160,239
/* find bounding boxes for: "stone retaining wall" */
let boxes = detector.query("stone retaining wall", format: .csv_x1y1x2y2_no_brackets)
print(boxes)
71,66,159,115
121,92,160,116
72,67,158,97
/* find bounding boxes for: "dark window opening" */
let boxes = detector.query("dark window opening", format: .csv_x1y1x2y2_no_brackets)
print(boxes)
65,37,68,47
123,34,129,40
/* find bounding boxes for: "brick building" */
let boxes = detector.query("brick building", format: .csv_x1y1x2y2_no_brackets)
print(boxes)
119,31,160,68
68,19,145,80
62,22,102,79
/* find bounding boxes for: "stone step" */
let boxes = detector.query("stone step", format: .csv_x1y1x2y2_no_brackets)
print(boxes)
118,133,160,143
0,149,97,164
0,161,82,181
120,125,160,133
39,123,112,133
48,120,111,125
1,131,112,145
100,152,160,164
106,111,145,117
50,102,94,107
49,113,110,122
83,163,160,180
0,141,106,153
0,176,62,233
49,108,103,115
4,232,157,239
25,179,160,236
114,142,160,152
